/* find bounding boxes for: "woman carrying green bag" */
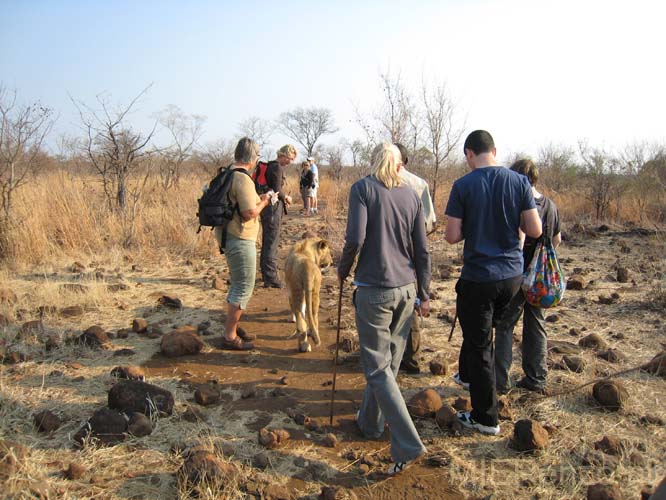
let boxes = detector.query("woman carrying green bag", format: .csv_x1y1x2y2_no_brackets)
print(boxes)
495,159,562,394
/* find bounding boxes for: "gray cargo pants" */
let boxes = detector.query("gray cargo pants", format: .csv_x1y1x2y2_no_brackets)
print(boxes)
354,283,427,463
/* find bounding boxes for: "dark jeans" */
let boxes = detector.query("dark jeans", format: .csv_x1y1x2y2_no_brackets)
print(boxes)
495,291,548,391
260,203,283,284
456,276,522,427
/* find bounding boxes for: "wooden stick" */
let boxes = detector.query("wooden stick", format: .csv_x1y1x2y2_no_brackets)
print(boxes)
447,312,458,342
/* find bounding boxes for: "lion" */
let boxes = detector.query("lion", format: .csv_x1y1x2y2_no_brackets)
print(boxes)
284,237,333,352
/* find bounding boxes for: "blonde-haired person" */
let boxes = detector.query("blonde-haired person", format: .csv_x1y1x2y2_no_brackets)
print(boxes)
338,141,431,475
259,144,297,288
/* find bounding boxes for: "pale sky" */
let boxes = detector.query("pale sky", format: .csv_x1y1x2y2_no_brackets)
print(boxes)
1,0,664,162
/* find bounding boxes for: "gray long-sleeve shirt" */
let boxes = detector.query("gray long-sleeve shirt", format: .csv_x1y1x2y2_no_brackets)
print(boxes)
337,175,431,300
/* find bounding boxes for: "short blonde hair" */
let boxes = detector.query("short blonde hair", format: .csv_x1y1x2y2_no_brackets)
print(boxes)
277,144,297,159
371,142,402,189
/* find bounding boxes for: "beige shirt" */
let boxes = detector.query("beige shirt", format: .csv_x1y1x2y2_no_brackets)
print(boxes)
215,169,261,242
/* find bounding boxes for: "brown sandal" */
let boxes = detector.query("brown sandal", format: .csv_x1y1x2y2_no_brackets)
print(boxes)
220,336,254,351
236,327,256,341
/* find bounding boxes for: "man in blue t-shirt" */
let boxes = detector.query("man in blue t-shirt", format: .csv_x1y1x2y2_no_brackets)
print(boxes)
444,130,542,436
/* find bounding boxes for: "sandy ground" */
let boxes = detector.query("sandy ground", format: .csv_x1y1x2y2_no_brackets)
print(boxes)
1,211,665,499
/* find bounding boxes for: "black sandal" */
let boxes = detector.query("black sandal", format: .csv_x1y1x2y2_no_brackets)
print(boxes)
219,336,254,351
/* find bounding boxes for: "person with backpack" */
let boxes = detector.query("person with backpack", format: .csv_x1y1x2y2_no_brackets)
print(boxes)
215,137,272,350
444,130,542,436
299,160,316,215
258,144,297,288
338,142,430,475
307,156,319,214
494,159,561,394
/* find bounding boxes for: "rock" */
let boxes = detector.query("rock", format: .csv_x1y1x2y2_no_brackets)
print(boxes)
453,397,472,412
76,325,110,348
579,333,608,350
160,329,203,357
429,359,448,376
587,483,622,500
64,462,86,480
435,404,458,429
253,452,270,469
616,267,630,283
128,413,153,437
240,385,256,399
598,294,617,305
113,348,136,357
110,366,146,381
178,450,235,489
545,314,559,323
594,435,624,456
279,376,289,385
132,318,148,333
548,340,583,355
197,321,211,332
639,414,665,426
323,433,338,447
305,420,321,432
263,483,292,499
497,396,513,420
116,328,130,339
59,305,84,317
596,348,626,363
0,288,17,304
212,276,225,290
592,380,628,411
194,385,221,406
407,389,443,418
33,410,62,433
512,419,549,451
74,408,127,445
567,275,587,290
146,326,163,339
108,380,174,416
294,413,311,426
181,405,207,423
258,428,290,449
158,295,183,309
559,355,585,373
642,350,666,377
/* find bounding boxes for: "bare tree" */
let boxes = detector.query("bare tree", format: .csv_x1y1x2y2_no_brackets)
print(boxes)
324,142,346,181
421,78,464,203
237,115,273,156
72,87,156,211
157,104,205,189
377,70,412,144
196,139,235,175
579,142,620,221
537,143,578,192
278,107,338,157
0,86,54,225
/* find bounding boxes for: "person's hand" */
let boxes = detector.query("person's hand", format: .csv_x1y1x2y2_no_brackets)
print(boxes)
284,194,293,206
419,299,430,318
259,193,270,203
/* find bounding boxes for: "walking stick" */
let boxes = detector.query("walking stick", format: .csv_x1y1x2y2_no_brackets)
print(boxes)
447,312,458,342
329,282,344,425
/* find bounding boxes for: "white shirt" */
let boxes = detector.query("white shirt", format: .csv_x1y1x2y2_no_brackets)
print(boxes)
400,168,436,233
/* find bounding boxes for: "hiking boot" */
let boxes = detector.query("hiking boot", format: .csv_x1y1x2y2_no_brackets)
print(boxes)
452,372,470,390
457,411,500,436
515,378,547,394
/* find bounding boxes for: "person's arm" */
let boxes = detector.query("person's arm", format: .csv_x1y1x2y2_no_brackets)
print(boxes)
337,184,367,283
521,208,542,239
241,194,270,220
412,202,431,304
444,216,463,244
552,232,562,248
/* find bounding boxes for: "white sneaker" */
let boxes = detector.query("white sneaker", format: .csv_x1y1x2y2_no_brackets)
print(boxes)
452,372,470,390
457,411,500,436
386,461,411,475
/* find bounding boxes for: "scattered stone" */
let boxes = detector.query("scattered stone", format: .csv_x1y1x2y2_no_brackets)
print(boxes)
548,340,582,355
429,359,448,376
253,452,270,469
587,483,622,500
452,397,472,412
305,420,321,432
128,413,153,437
512,419,549,451
160,329,204,357
323,433,338,447
594,435,624,456
616,267,630,283
598,294,618,305
558,355,585,373
407,389,443,418
592,380,628,411
567,275,587,290
146,326,163,339
639,414,665,426
569,328,581,336
642,350,666,378
194,385,221,406
258,428,290,449
596,348,626,363
116,328,130,339
181,405,207,423
64,462,86,480
435,404,460,432
545,314,559,323
497,396,513,420
178,450,235,489
110,366,146,381
33,410,62,433
294,413,311,426
158,295,183,309
108,380,174,416
73,408,128,445
59,305,84,318
579,333,608,350
241,385,256,399
212,276,225,290
76,325,111,348
279,376,289,385
132,318,148,333
113,348,136,357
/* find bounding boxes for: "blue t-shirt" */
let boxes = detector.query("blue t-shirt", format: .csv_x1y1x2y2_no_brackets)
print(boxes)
445,166,536,283
310,163,318,185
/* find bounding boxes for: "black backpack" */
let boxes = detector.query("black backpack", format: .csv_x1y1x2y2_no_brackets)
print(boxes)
300,169,314,189
197,167,250,249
